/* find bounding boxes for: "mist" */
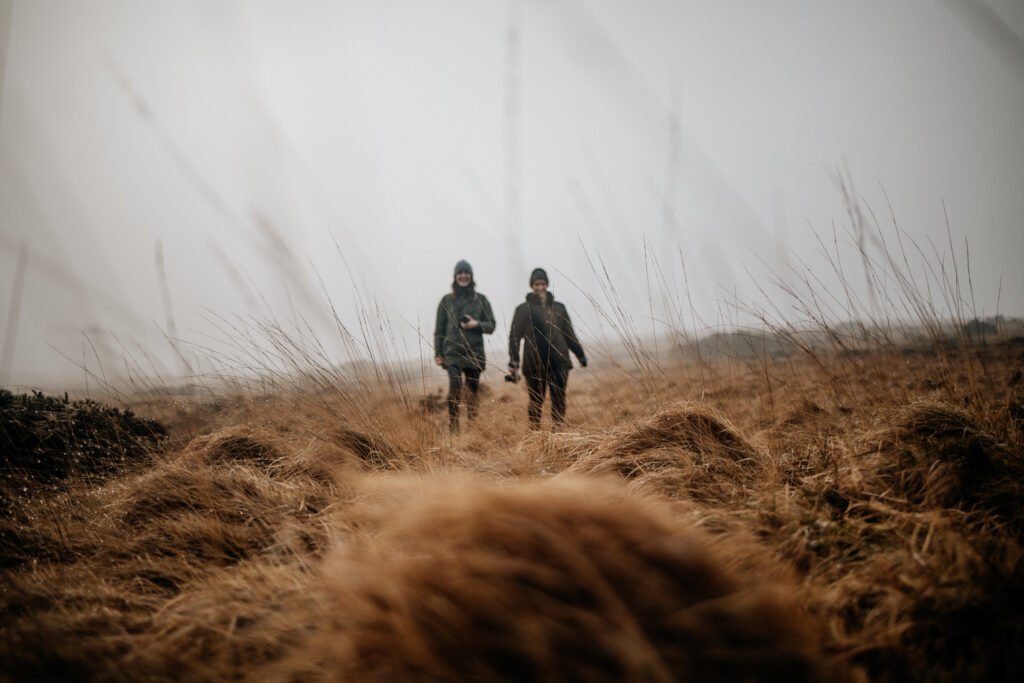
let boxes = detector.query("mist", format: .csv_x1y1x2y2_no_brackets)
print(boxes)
2,0,1022,391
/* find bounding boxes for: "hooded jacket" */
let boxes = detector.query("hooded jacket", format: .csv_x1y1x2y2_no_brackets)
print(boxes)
434,286,495,370
508,292,585,375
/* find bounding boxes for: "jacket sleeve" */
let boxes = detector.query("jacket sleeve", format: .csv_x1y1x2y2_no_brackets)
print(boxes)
434,298,448,357
508,304,525,367
479,295,495,335
560,304,585,362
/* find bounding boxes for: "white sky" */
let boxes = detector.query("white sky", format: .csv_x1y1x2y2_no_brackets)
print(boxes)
1,0,1023,389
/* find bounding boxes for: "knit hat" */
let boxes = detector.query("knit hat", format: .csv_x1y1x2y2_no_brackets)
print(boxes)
454,260,473,276
529,268,548,285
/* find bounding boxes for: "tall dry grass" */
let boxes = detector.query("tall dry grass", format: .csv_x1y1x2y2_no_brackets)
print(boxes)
2,206,1023,681
3,330,1021,681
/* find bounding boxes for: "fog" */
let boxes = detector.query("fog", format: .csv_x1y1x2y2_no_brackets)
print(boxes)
2,0,1023,390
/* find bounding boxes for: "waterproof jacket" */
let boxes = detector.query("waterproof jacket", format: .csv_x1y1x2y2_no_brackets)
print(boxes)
434,287,495,370
508,292,585,375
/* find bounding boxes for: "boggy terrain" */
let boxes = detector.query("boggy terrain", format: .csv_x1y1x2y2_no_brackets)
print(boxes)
1,336,1023,682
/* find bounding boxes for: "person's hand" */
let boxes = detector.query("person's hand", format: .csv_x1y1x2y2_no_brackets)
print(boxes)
460,315,479,330
435,355,445,366
579,355,588,368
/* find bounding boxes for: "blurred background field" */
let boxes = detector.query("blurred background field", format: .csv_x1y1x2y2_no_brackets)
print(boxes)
2,312,1023,681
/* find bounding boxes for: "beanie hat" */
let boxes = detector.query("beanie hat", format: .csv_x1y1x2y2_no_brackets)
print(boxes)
454,260,473,277
529,268,549,285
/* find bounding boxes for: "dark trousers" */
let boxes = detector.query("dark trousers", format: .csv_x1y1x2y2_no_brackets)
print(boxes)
447,365,481,430
525,366,569,428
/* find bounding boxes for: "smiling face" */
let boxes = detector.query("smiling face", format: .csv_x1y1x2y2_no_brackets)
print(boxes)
455,270,473,287
531,279,548,298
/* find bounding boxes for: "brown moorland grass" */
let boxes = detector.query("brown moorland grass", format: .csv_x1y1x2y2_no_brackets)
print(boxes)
268,477,838,683
1,334,1022,682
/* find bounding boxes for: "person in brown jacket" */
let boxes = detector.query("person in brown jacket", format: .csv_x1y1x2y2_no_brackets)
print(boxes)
507,268,587,428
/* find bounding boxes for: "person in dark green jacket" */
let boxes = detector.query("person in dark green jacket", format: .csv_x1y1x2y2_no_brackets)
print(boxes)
434,260,495,432
507,268,587,428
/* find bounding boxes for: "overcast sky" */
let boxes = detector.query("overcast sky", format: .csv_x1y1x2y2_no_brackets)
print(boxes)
2,0,1023,389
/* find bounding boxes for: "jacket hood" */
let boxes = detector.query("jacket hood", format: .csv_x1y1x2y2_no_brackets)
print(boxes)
526,291,555,305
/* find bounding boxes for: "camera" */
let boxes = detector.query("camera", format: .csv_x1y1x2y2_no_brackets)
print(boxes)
459,314,471,324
